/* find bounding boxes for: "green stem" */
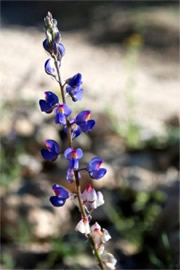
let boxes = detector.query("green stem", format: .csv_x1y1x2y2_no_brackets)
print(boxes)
54,57,104,270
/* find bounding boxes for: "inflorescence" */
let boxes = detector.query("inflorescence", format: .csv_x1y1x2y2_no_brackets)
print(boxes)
40,12,117,270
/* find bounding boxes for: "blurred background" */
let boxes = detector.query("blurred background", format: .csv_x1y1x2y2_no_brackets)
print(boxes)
0,1,179,269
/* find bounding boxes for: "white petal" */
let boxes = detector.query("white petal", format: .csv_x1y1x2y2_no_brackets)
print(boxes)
75,218,90,234
96,191,104,207
102,228,111,243
91,222,102,247
101,252,117,270
87,188,97,201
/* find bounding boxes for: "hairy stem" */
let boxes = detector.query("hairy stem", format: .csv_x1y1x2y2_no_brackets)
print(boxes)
54,57,104,270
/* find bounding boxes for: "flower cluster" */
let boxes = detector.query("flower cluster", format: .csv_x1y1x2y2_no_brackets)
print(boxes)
40,12,116,270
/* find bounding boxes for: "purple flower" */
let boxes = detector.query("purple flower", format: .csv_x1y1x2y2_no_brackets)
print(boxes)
88,157,107,179
75,110,95,132
57,43,65,58
43,39,56,54
66,167,81,182
64,148,83,170
54,104,72,125
66,73,83,101
43,38,65,58
64,120,81,139
50,184,69,207
39,91,59,113
41,139,60,161
45,59,57,77
67,73,82,87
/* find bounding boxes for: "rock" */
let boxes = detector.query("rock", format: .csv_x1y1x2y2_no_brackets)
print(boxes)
64,254,98,269
74,132,92,151
36,123,59,144
116,239,138,255
0,179,73,241
18,154,42,176
14,117,34,137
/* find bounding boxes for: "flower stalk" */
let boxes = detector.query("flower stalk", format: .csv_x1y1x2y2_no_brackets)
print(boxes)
39,12,117,270
54,55,104,269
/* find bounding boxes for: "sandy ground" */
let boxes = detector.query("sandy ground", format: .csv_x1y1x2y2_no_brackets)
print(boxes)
0,26,179,136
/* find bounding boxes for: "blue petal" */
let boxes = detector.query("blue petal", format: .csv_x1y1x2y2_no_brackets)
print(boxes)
72,88,83,101
63,104,72,116
68,73,82,87
76,110,91,125
45,140,60,155
57,43,65,57
49,196,66,207
55,113,66,125
43,39,51,52
52,184,69,198
64,148,73,159
39,100,52,113
72,125,81,139
89,168,107,179
88,157,103,171
43,39,57,54
41,149,57,161
54,32,61,43
45,91,59,106
45,59,56,77
68,159,79,170
76,148,83,159
66,168,75,181
67,87,83,102
80,120,95,132
66,85,72,94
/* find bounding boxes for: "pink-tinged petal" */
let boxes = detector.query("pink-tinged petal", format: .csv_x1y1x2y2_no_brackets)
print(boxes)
76,148,83,159
88,157,103,171
44,59,56,77
52,184,69,199
75,217,90,234
91,222,102,248
45,139,60,154
91,222,101,232
87,188,97,202
102,229,111,243
76,110,91,124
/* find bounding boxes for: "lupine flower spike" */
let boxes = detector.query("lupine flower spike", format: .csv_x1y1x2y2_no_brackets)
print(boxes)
39,12,117,270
